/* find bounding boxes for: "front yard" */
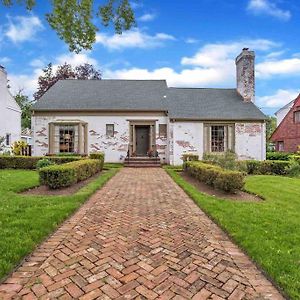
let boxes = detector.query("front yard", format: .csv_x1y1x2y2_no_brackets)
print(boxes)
166,168,300,299
0,167,119,281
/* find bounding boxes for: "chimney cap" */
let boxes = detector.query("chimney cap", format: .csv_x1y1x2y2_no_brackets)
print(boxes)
243,47,249,51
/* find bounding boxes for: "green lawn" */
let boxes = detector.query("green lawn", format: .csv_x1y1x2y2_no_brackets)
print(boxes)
0,168,119,281
166,168,300,300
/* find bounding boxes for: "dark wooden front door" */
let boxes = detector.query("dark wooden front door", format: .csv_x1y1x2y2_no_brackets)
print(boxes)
136,126,149,156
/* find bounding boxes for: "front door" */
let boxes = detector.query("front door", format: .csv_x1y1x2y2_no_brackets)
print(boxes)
136,126,149,156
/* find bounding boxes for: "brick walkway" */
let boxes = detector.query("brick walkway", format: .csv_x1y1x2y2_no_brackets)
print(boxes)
0,168,284,300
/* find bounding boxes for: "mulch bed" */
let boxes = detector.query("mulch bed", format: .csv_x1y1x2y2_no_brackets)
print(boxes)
22,172,103,196
180,172,262,202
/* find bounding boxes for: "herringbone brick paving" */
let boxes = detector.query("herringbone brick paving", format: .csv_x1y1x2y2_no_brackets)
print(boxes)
0,168,284,299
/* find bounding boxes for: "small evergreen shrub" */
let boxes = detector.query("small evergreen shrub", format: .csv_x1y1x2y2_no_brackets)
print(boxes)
39,159,103,189
266,152,293,161
285,160,300,177
246,160,289,175
89,152,105,169
185,161,245,193
36,158,55,170
0,156,83,169
203,151,238,170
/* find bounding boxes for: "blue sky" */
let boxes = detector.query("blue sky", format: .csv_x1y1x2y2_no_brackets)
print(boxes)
0,0,300,116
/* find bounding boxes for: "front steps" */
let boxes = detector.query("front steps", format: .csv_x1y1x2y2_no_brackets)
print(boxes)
124,157,161,168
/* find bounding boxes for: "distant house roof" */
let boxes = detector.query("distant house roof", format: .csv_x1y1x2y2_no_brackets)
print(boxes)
275,99,295,115
167,88,266,120
32,79,266,121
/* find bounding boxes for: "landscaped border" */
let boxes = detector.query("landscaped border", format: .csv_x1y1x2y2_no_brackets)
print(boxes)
164,166,288,299
0,166,121,283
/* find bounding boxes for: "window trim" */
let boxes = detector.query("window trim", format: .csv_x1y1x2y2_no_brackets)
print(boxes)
277,141,284,152
294,110,300,123
159,124,167,138
204,123,235,153
106,124,115,137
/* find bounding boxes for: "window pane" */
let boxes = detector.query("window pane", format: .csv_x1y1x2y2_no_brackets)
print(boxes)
106,124,114,137
211,126,225,152
5,134,10,146
59,125,75,153
159,124,167,138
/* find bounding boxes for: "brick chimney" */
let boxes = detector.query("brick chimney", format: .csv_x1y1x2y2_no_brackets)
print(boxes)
236,48,255,102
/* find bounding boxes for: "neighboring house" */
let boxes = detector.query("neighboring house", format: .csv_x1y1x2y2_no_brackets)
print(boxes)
0,65,21,151
31,49,266,165
271,94,300,152
275,99,295,126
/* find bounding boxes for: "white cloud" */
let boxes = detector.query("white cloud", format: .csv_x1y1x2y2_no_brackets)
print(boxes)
104,39,278,87
185,38,198,44
138,13,156,22
257,89,299,108
247,0,291,21
8,52,98,96
96,29,176,50
5,15,43,43
0,57,11,65
257,58,300,78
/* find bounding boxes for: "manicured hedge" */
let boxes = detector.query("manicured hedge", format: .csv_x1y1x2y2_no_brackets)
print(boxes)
185,161,245,193
181,153,199,162
246,160,290,175
39,159,103,189
266,152,293,161
0,156,83,170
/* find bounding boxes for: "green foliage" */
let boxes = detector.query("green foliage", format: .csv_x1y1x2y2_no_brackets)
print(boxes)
166,168,300,299
0,155,83,169
181,153,199,162
285,159,300,177
246,160,290,175
0,167,119,280
39,158,104,189
0,136,5,152
36,159,55,170
11,140,28,155
90,152,105,169
14,90,33,129
202,151,239,170
1,0,135,53
185,161,245,193
289,155,300,163
266,152,292,161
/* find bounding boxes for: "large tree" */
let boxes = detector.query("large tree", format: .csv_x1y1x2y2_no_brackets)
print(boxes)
1,0,136,53
14,90,33,129
34,62,101,100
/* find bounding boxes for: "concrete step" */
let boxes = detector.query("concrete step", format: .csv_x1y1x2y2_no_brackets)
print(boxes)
124,163,161,168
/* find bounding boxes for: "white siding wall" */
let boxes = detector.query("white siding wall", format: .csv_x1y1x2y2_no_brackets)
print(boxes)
171,121,203,165
235,122,266,160
0,69,21,148
32,114,169,162
171,121,265,165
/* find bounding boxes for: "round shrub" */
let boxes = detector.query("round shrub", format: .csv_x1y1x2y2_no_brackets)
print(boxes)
36,158,55,170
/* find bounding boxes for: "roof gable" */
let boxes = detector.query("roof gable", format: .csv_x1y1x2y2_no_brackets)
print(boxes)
271,95,300,141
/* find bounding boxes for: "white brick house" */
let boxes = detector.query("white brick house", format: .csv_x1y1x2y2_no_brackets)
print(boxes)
31,49,266,165
0,66,21,150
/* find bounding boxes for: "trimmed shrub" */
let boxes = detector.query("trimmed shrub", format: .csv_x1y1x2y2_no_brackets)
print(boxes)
89,152,105,170
246,160,290,175
289,155,300,163
285,159,300,177
39,159,103,189
214,170,245,192
185,161,245,193
266,152,292,161
181,153,199,162
0,155,83,170
36,158,55,170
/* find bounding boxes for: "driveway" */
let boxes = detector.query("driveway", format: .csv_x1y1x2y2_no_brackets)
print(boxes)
0,168,283,299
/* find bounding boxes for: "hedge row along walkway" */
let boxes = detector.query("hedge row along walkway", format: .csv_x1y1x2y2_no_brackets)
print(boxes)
0,168,283,300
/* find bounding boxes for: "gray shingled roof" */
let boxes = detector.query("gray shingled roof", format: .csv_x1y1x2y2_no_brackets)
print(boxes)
32,79,266,120
33,80,168,111
167,88,266,120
